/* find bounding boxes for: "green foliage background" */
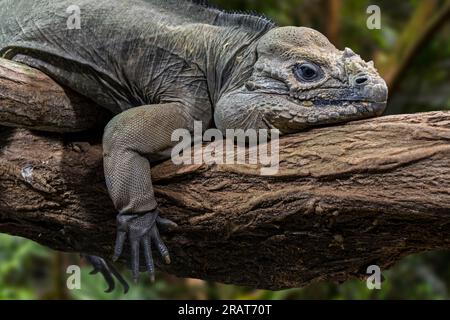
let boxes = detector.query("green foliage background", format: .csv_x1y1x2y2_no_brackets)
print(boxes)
0,0,449,300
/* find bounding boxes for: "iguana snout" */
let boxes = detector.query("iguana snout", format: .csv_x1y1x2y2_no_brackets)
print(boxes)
215,26,388,134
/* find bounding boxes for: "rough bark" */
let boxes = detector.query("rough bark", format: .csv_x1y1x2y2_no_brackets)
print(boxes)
1,59,450,290
0,58,110,132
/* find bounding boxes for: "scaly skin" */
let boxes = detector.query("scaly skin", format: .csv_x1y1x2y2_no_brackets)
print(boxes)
0,0,388,292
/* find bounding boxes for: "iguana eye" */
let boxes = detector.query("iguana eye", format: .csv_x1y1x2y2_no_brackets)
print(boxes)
293,63,321,82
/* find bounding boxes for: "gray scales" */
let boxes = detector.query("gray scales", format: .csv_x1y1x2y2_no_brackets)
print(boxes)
0,0,388,292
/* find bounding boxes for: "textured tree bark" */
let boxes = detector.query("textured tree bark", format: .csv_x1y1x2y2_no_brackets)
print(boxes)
1,59,450,290
0,58,110,132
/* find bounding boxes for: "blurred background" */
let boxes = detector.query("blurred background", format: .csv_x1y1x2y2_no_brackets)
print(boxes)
1,0,449,299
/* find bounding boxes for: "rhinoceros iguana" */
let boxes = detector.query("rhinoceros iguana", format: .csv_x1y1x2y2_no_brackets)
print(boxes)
0,0,388,292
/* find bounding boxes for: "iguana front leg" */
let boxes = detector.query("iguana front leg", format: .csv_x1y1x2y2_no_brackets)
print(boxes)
103,103,194,282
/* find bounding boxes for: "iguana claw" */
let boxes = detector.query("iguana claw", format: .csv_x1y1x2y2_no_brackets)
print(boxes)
155,215,178,232
113,208,174,283
84,254,129,294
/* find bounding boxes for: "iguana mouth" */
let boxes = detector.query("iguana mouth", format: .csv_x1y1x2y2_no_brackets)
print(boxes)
335,101,387,117
313,100,387,116
310,99,386,106
283,80,388,115
286,95,387,115
267,96,388,133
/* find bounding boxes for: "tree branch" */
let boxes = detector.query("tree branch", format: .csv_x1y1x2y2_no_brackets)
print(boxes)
1,59,450,290
377,1,450,93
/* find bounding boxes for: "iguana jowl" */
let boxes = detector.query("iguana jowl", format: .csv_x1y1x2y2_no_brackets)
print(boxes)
0,0,388,291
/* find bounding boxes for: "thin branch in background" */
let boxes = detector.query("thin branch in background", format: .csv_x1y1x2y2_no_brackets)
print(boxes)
377,0,450,94
325,0,342,47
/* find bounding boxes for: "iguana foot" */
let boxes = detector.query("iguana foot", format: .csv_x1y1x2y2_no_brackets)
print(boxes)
83,254,129,294
113,208,176,283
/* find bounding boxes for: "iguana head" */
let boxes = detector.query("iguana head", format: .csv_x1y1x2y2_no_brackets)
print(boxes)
215,26,388,134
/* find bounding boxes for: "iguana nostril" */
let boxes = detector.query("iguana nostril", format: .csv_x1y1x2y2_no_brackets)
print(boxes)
355,75,369,85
